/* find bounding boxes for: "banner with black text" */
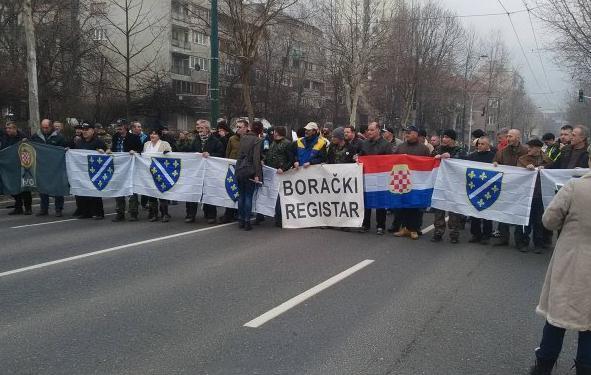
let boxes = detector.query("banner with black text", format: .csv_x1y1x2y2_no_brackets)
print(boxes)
278,164,364,228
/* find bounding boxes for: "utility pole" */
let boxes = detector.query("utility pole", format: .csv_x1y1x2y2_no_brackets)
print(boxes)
23,0,40,134
209,0,220,126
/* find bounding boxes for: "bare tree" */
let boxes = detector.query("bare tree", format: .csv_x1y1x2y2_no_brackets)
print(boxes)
535,0,591,80
318,0,391,127
89,0,167,118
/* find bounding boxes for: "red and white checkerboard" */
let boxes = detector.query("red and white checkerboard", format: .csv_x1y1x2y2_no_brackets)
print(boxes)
389,168,412,194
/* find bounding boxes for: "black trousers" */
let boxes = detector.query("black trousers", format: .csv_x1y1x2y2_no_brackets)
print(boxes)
363,208,386,230
470,217,493,239
398,208,422,232
186,202,217,219
13,192,32,210
78,196,103,218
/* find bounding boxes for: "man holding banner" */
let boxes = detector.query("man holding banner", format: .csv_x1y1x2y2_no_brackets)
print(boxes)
111,120,143,222
393,126,432,240
431,129,465,244
357,121,393,235
492,129,528,247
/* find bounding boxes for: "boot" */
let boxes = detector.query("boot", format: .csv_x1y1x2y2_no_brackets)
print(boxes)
148,205,158,222
8,208,23,215
394,228,411,238
36,209,49,217
528,358,555,375
23,206,32,215
128,213,138,222
160,205,170,223
238,220,245,229
244,221,252,231
55,209,63,218
576,361,591,375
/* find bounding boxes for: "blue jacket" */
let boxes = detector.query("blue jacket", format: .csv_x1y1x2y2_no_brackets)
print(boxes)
295,135,327,165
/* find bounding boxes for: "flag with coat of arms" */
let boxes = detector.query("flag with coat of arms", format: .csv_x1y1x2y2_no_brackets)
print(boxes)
66,149,134,197
201,156,279,217
133,152,205,202
359,154,441,208
431,158,538,226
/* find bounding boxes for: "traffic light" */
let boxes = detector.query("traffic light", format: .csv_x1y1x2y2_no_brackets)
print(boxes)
579,89,584,102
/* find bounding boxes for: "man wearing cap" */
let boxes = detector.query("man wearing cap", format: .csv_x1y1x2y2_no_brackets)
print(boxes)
74,123,108,219
493,128,528,247
265,126,294,227
111,119,143,222
30,119,67,217
466,136,496,244
294,122,327,168
517,139,554,253
431,129,466,244
357,122,393,235
392,126,432,240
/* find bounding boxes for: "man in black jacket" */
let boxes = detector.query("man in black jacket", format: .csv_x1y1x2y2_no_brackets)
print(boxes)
30,119,67,216
73,123,108,219
431,129,466,243
465,136,496,244
3,121,32,215
111,120,143,222
551,125,589,169
186,119,225,224
358,121,393,235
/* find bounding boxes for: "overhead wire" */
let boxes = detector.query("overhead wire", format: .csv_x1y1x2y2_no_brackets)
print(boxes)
496,0,555,109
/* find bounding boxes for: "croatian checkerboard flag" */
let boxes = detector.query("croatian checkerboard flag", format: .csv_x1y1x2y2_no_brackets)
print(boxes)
359,155,441,209
66,150,134,197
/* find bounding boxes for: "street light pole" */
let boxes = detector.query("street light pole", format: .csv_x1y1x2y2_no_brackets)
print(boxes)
209,0,220,126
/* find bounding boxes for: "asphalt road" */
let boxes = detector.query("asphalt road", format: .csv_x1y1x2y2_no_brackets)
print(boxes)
0,200,577,375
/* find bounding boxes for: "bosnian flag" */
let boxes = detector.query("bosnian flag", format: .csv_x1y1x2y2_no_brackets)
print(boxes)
359,155,440,209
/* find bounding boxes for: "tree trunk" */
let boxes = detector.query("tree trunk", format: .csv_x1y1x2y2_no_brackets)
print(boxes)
125,1,131,120
23,0,40,134
241,66,254,122
349,85,361,128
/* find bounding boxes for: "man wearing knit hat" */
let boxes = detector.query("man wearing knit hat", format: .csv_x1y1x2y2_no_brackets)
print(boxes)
327,127,355,164
431,129,466,244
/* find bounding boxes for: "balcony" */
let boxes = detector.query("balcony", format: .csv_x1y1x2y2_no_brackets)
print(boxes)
171,38,191,50
171,66,191,76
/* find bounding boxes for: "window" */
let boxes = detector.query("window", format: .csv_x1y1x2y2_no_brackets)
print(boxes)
192,31,208,45
193,5,210,21
292,58,300,69
190,56,208,71
306,62,314,71
90,2,107,15
312,81,323,91
173,80,208,96
93,28,107,41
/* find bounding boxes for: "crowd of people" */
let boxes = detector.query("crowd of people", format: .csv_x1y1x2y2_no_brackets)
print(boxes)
1,116,590,374
1,118,589,243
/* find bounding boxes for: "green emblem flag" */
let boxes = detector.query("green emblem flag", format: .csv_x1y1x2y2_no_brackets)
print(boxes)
0,142,70,196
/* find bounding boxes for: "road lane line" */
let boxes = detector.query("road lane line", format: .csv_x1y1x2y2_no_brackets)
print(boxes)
0,222,236,278
10,213,116,229
243,259,375,328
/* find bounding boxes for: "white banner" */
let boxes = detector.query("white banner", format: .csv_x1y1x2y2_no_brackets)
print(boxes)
540,168,590,208
133,152,205,202
66,150,134,197
431,159,538,226
278,164,364,228
201,157,279,217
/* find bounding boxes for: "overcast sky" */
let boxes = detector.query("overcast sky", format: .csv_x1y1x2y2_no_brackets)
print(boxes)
442,0,571,112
